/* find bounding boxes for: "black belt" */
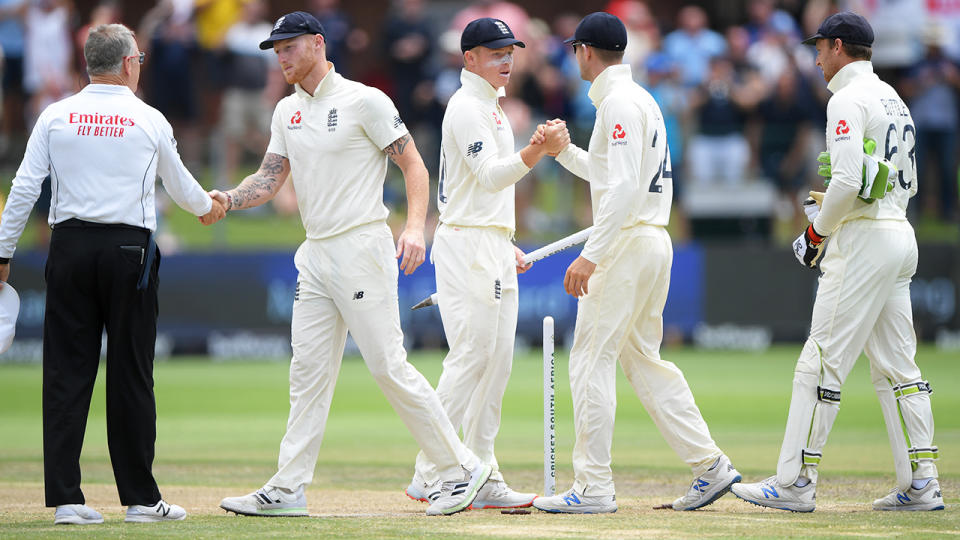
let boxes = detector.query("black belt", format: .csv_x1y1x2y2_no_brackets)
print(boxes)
54,218,155,290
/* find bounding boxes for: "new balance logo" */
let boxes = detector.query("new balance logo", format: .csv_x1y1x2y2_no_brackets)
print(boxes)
897,492,911,504
562,492,581,505
761,485,779,499
695,479,709,493
467,141,483,157
353,291,364,300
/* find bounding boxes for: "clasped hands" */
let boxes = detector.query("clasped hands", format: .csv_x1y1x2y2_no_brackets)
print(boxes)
529,118,570,156
198,190,230,226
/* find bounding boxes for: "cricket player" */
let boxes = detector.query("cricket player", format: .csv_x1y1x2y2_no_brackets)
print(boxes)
532,12,740,514
404,17,569,509
215,12,492,517
0,24,224,525
732,12,944,512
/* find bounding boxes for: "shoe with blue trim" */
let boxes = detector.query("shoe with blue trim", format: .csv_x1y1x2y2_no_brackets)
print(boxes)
672,454,741,510
873,479,945,511
532,487,617,514
731,475,815,512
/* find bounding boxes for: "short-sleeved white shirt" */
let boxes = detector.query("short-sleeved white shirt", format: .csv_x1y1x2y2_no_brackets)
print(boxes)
267,64,408,240
437,69,528,231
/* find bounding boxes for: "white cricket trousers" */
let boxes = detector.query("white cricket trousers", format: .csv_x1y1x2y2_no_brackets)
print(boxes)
267,222,477,490
777,218,937,485
414,224,519,485
569,225,721,496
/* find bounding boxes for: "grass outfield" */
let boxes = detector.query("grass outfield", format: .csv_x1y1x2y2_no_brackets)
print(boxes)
0,345,957,538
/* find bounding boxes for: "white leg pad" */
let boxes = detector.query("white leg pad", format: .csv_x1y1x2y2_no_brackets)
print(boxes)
777,339,841,486
879,375,938,489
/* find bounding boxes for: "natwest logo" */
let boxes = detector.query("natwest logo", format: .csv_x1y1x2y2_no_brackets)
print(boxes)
612,124,626,139
291,111,302,124
835,120,850,135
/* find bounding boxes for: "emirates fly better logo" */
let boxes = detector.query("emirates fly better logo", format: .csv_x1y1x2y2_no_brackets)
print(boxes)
835,120,850,135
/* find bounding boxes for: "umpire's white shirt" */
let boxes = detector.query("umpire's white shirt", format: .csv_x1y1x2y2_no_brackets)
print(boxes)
266,64,408,240
555,64,672,264
0,84,213,257
813,61,916,234
437,69,529,231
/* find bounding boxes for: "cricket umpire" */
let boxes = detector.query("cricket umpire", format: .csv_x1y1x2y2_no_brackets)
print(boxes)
532,12,740,514
404,17,568,509
216,12,492,517
0,24,223,524
733,12,943,512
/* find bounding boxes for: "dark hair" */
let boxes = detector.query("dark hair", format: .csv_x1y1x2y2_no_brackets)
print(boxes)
842,42,872,60
594,47,625,64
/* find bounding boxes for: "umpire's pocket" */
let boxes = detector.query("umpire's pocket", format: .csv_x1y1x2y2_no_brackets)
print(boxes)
119,245,144,266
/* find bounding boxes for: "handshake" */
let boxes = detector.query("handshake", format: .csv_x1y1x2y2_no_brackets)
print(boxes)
198,190,232,226
529,118,571,156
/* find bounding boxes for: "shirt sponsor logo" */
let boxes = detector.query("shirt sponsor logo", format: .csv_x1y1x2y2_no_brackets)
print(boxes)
328,108,338,131
288,110,303,130
835,120,850,135
467,141,483,157
611,123,628,146
68,112,134,138
492,111,502,125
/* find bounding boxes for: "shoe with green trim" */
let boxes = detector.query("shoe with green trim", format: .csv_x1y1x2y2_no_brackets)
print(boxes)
220,485,307,517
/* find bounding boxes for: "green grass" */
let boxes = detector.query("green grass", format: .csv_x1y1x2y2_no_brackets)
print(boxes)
0,345,958,538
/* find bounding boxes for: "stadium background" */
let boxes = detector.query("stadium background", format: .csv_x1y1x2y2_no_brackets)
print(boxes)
1,0,959,361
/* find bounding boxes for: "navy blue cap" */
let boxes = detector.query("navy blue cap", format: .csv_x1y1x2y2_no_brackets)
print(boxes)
259,11,326,50
460,18,526,52
564,12,627,51
802,11,874,47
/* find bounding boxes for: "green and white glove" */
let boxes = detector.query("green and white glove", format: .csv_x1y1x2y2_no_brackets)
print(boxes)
815,138,897,203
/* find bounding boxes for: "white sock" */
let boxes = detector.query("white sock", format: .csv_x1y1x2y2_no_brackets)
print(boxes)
794,477,811,488
911,477,933,490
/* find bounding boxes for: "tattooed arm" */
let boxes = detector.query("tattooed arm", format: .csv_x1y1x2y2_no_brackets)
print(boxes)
385,133,429,275
220,152,291,211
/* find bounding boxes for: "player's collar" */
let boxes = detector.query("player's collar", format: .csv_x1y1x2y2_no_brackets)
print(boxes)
295,62,341,99
827,60,874,94
588,63,631,106
460,69,506,100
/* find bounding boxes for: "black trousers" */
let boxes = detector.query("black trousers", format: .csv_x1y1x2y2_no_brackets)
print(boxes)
43,219,162,507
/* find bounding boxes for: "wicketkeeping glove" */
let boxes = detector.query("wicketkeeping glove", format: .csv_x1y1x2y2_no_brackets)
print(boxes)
815,138,896,202
793,224,827,270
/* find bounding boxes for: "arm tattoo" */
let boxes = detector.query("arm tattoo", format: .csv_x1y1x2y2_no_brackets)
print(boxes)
231,153,287,209
384,134,411,163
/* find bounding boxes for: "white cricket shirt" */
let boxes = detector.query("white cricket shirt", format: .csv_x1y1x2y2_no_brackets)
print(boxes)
437,69,529,231
556,64,672,264
0,84,213,258
266,64,408,240
813,61,915,235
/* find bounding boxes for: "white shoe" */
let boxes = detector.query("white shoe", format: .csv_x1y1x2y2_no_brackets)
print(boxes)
425,464,492,516
731,475,815,512
532,487,617,514
873,479,945,511
405,478,441,503
672,455,741,511
220,485,307,517
471,479,537,509
54,504,103,525
125,500,187,522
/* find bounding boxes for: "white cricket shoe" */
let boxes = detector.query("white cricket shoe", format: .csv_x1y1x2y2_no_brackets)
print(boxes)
125,500,187,522
672,454,742,510
425,464,492,516
405,478,441,503
54,504,103,525
532,487,617,514
731,475,815,512
219,485,307,517
471,479,537,509
873,479,945,511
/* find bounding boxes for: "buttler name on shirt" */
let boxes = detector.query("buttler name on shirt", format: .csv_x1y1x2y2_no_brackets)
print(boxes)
69,112,134,138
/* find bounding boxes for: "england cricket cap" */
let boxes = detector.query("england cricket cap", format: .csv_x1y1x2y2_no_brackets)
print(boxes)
0,284,20,354
802,11,874,47
460,18,526,52
259,11,326,50
564,12,628,52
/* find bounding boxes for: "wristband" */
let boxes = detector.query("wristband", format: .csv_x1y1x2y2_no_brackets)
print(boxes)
225,192,234,212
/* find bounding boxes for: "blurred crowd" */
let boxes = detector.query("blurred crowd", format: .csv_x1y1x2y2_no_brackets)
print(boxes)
2,0,960,249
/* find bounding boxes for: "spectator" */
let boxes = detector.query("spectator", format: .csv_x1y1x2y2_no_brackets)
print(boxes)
0,0,25,159
311,0,368,78
752,68,814,198
901,24,960,221
75,1,121,81
451,0,530,41
662,5,727,87
23,0,74,127
381,0,433,126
